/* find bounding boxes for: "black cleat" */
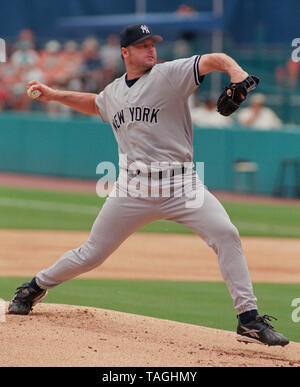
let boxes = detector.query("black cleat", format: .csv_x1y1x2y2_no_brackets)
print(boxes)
237,315,289,347
8,282,47,315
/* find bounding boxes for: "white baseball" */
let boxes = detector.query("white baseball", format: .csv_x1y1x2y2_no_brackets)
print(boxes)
27,86,42,99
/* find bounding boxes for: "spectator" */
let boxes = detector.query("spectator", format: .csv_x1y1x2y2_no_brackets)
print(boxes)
38,40,65,84
10,40,39,68
191,98,233,128
0,75,10,110
100,35,122,77
59,40,83,77
236,93,282,130
275,59,300,90
80,36,102,72
22,65,45,85
12,28,36,51
176,4,197,15
8,81,31,111
286,58,300,89
275,65,287,88
174,4,198,56
173,37,192,59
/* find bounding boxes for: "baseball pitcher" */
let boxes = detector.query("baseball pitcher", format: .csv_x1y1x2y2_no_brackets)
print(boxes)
9,24,288,347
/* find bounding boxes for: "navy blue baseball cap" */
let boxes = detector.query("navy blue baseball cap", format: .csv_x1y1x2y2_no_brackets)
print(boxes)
120,24,163,48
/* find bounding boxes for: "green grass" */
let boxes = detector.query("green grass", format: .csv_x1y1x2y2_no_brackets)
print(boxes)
0,187,103,231
1,186,300,237
223,201,300,238
1,277,299,342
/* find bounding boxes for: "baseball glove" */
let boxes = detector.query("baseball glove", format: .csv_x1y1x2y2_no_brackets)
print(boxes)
216,75,260,116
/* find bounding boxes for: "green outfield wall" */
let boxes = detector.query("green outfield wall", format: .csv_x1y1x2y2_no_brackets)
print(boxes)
1,112,300,196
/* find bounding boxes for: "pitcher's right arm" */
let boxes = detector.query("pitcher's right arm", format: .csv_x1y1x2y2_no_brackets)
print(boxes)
26,80,100,116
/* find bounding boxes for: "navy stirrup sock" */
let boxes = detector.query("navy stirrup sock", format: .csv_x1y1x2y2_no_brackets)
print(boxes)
30,277,43,292
238,309,259,325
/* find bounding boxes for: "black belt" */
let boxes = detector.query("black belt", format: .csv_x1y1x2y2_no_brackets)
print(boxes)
126,167,186,179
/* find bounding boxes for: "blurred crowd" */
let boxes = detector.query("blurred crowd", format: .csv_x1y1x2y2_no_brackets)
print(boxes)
0,29,124,116
276,59,300,90
0,26,298,129
191,93,283,130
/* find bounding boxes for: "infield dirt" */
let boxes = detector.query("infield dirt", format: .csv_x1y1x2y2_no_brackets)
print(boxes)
0,230,299,283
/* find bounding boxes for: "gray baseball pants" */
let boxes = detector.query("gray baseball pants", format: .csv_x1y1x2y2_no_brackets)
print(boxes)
36,171,257,314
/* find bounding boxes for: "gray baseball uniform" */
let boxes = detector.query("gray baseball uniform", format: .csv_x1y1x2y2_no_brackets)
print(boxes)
35,55,257,314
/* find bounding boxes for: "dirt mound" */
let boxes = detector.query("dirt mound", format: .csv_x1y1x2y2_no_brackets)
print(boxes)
1,303,299,367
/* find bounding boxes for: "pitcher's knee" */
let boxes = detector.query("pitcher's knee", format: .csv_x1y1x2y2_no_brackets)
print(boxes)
220,222,240,242
209,221,241,252
74,240,108,271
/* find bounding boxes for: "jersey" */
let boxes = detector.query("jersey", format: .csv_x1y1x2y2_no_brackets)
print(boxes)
95,55,204,170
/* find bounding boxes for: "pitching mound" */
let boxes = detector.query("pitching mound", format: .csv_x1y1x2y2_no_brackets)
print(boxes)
1,303,299,367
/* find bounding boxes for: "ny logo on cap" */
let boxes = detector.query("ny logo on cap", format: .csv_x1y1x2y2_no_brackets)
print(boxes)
140,25,150,34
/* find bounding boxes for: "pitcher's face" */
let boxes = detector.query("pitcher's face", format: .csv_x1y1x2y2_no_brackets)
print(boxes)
122,38,158,73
